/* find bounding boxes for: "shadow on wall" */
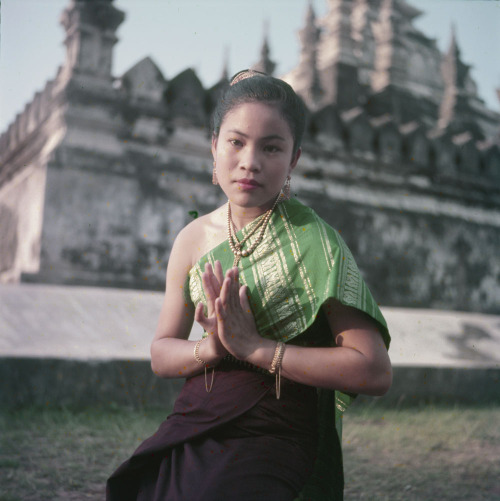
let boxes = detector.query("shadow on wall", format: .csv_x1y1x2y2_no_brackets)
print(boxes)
446,322,499,363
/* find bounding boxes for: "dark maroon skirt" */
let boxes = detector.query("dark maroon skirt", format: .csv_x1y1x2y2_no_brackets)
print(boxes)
106,362,318,501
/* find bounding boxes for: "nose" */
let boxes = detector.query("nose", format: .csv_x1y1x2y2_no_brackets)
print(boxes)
239,145,261,172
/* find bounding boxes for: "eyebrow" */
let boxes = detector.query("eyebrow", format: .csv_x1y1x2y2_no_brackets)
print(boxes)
227,129,286,142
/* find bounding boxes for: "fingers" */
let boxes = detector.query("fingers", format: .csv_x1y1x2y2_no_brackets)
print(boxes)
228,267,239,309
239,285,252,314
214,260,224,287
194,301,205,324
213,267,249,325
220,267,239,309
203,262,224,299
219,276,231,308
195,301,218,335
206,262,222,293
219,268,231,306
215,297,226,321
202,263,224,318
202,268,216,303
216,280,259,360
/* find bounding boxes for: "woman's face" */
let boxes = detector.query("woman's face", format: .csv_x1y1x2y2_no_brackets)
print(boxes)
212,102,300,212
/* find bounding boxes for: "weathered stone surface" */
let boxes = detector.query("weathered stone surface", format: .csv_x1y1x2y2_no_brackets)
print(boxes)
341,107,375,158
165,69,207,127
0,164,46,283
309,105,344,151
121,57,167,103
2,283,499,367
0,0,499,316
0,358,186,409
400,121,429,167
2,358,498,408
1,284,499,407
371,114,402,164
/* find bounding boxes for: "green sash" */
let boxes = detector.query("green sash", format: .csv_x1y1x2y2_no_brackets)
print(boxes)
187,197,389,345
186,198,390,500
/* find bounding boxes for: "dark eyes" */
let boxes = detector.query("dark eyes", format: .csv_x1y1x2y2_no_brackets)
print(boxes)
229,139,281,153
264,145,281,153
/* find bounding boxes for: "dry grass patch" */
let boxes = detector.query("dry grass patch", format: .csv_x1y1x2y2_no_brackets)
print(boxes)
0,404,498,500
342,404,500,500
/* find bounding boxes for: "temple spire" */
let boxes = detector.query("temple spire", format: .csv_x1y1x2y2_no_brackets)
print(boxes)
300,1,320,57
251,21,276,76
299,1,323,107
313,0,361,108
303,0,317,41
59,0,125,82
443,22,467,90
438,23,483,138
221,46,230,81
371,0,404,92
317,0,357,71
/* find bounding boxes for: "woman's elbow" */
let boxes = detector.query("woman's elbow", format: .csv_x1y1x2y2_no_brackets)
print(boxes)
150,341,165,377
369,363,393,396
150,357,160,376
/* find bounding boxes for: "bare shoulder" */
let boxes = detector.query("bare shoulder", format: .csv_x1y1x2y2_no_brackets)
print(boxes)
175,205,227,268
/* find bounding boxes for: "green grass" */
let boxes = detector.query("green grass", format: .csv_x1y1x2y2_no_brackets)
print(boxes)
0,404,499,500
0,406,169,501
342,404,500,500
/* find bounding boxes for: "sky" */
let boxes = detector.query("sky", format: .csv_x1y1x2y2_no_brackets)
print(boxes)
0,0,499,134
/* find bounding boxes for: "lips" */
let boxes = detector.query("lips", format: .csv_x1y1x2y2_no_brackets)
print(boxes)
235,178,262,187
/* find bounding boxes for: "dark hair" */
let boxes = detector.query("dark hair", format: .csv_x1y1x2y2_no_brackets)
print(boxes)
211,71,306,155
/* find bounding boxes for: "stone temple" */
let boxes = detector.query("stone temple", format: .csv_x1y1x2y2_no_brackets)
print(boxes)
1,0,499,315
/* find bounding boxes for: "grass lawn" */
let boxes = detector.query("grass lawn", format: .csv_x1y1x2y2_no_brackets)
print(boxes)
0,404,499,500
342,404,500,500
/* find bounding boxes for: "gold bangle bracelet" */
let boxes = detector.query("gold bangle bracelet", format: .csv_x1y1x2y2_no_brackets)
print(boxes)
194,339,215,392
194,339,207,365
269,341,285,374
269,342,285,400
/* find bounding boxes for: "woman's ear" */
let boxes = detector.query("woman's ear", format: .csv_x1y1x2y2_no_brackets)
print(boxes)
211,134,218,160
290,147,301,171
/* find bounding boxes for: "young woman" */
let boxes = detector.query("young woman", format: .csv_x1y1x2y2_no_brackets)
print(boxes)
107,70,392,501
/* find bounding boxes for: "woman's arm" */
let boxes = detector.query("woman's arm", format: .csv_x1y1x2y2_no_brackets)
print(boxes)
253,300,392,395
214,267,392,396
150,226,227,379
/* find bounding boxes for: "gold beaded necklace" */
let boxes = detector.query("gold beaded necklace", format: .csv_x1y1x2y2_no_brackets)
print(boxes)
227,194,281,267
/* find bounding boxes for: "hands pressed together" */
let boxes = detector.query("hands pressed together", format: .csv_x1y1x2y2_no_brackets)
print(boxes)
188,261,391,396
194,261,263,366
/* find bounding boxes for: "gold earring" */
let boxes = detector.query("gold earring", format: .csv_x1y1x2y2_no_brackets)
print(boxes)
282,176,291,200
212,161,218,185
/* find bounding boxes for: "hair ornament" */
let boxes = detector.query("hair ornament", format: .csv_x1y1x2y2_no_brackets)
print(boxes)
230,69,267,86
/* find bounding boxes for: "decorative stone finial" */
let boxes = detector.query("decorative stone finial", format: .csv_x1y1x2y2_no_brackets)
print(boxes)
60,0,125,80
